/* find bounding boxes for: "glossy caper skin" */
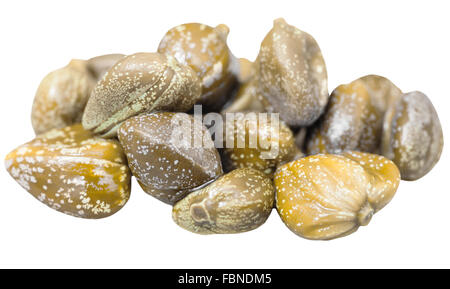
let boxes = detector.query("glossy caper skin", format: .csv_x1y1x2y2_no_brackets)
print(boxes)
275,152,400,240
381,91,443,180
172,168,274,234
5,124,131,219
158,23,238,111
118,112,223,205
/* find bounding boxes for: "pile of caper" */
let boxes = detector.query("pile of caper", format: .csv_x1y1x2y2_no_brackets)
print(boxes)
5,19,443,240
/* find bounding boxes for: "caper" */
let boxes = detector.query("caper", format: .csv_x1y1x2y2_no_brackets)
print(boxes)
172,168,274,234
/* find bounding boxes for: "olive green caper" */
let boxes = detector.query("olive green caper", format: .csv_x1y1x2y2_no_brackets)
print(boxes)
158,23,238,111
5,124,131,219
31,59,95,135
306,80,382,154
222,113,296,176
255,18,329,127
172,168,274,234
306,75,403,155
357,74,403,113
82,52,201,137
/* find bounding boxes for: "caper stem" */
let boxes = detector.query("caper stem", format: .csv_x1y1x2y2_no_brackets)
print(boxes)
357,203,374,226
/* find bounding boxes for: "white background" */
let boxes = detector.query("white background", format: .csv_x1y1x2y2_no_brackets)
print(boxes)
0,0,449,268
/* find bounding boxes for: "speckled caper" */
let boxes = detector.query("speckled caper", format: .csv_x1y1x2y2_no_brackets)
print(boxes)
222,113,296,176
31,60,95,135
5,124,131,218
255,18,328,127
275,152,400,240
82,52,201,137
306,80,384,154
117,112,223,205
86,53,125,80
342,151,400,212
158,23,238,111
381,91,443,180
358,74,403,112
172,168,274,234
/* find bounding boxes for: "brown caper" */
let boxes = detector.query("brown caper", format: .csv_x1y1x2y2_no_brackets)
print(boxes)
117,112,223,204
